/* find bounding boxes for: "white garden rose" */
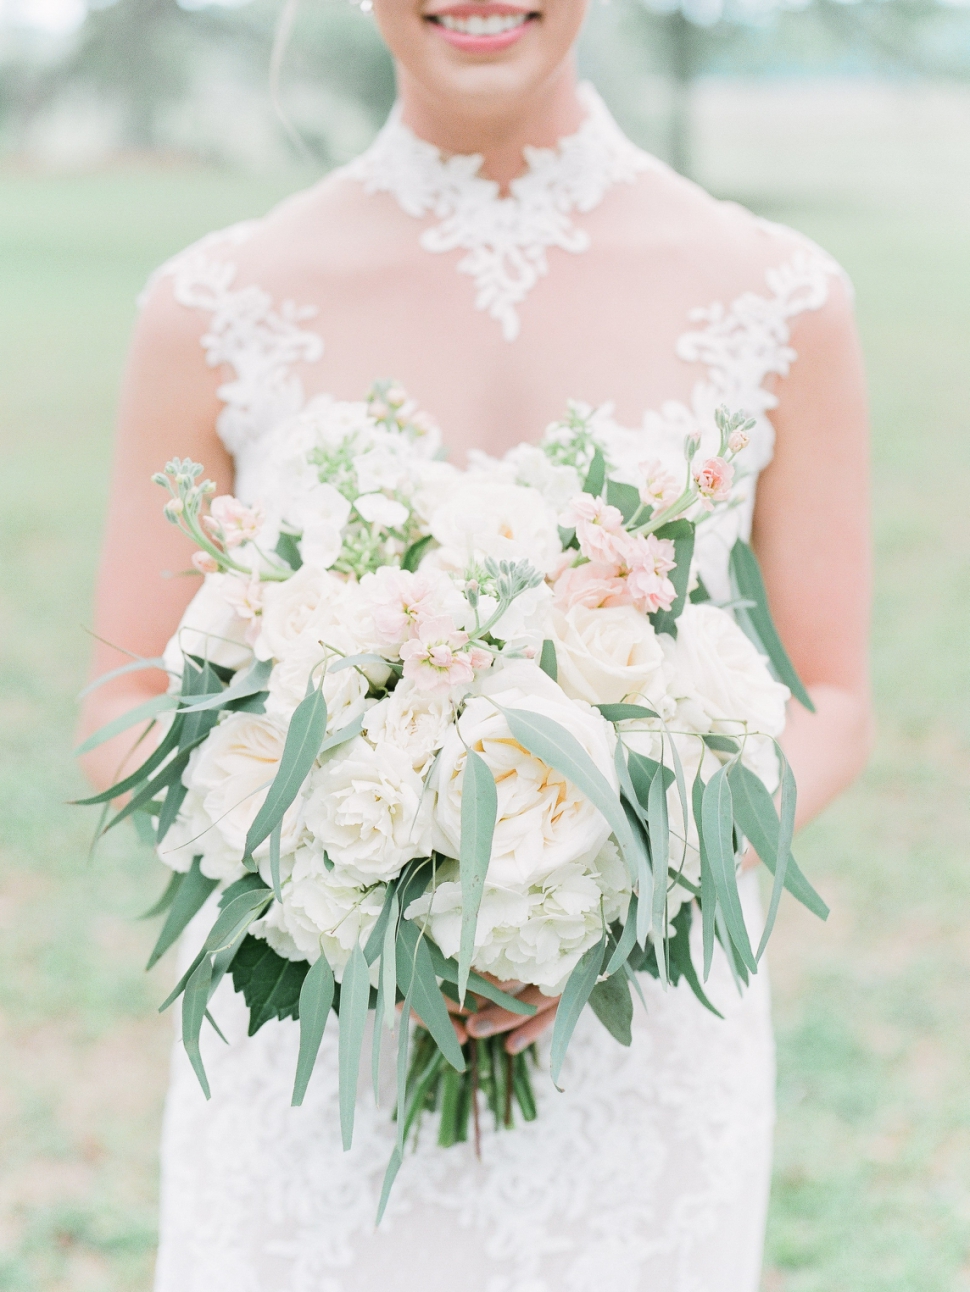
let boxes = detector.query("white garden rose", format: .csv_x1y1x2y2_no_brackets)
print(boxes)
303,737,432,883
431,661,617,887
182,711,305,881
362,681,454,776
161,573,253,681
428,482,562,576
550,603,672,711
255,564,350,664
664,603,790,790
265,621,382,729
252,845,386,979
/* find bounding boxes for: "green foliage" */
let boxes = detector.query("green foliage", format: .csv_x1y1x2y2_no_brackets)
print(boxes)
229,936,309,1035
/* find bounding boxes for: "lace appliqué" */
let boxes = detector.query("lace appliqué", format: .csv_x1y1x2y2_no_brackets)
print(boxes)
143,221,324,457
346,83,656,342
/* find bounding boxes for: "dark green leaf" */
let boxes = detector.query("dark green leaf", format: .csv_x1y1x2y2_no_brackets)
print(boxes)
292,954,335,1106
538,638,558,682
458,748,497,1002
104,743,197,836
588,971,633,1045
689,576,711,604
550,936,605,1086
703,734,740,754
229,935,309,1034
649,519,695,637
582,447,606,496
155,776,188,846
606,479,641,522
667,904,724,1019
275,529,303,571
177,658,273,713
178,659,223,750
701,766,757,973
244,685,327,862
396,920,465,1072
220,873,270,908
402,533,435,572
146,856,217,970
202,887,272,955
729,538,815,711
71,719,184,805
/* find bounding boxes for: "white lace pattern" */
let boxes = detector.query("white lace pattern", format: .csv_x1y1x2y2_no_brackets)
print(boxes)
345,83,656,341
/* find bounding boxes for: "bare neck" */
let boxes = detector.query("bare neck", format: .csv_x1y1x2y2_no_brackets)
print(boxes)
395,63,586,189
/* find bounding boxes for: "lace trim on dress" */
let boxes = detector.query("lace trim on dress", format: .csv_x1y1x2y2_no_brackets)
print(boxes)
344,82,658,342
142,220,325,457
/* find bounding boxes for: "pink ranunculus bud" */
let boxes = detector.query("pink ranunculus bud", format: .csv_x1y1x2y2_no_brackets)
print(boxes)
728,429,750,454
192,550,220,574
206,495,265,548
693,457,734,510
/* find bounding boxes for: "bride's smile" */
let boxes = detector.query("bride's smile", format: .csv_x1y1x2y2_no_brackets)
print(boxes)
424,4,541,53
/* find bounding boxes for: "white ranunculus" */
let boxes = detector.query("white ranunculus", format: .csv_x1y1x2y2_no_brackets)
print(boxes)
431,661,617,888
304,737,432,883
161,574,254,681
664,603,790,790
252,845,386,979
362,681,454,776
406,840,629,993
183,711,305,881
550,603,672,711
429,482,562,576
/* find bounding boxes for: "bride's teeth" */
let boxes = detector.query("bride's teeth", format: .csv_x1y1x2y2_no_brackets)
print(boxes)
438,11,528,34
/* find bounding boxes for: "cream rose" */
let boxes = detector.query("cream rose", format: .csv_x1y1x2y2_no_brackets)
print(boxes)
303,737,432,883
362,681,454,776
430,661,617,887
550,602,672,711
161,574,253,681
428,482,562,576
255,564,351,663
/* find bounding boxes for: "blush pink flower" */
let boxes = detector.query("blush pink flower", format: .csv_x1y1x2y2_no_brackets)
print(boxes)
693,457,734,510
639,459,680,515
204,496,265,548
192,551,220,575
625,535,677,614
553,562,631,612
400,616,476,694
727,429,749,454
222,572,266,645
560,494,629,566
361,568,462,652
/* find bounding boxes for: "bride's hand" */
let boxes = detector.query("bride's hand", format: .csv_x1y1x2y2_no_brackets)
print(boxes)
461,982,560,1055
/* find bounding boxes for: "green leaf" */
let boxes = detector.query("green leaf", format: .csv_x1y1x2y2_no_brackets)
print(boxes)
229,935,309,1034
648,761,670,984
363,883,397,966
202,887,272,955
595,703,659,723
275,529,303,571
146,856,217,970
181,955,213,1099
380,892,400,1029
649,519,695,637
588,971,633,1045
703,734,740,753
375,1144,404,1225
692,764,717,981
243,685,327,862
338,943,371,1150
582,447,606,496
755,746,796,960
396,920,465,1072
219,874,270,908
701,766,757,973
292,954,335,1106
402,533,435,572
73,692,178,755
605,894,639,976
138,869,184,921
729,538,815,711
606,479,641,522
178,659,223,750
318,714,364,757
71,719,184,806
458,748,497,1003
727,761,829,921
177,658,273,713
328,653,392,675
157,949,206,1014
538,638,558,682
103,743,197,837
425,941,535,1016
667,905,723,1019
550,935,605,1087
78,654,168,699
500,706,640,887
269,822,283,902
689,576,711,605
155,775,188,846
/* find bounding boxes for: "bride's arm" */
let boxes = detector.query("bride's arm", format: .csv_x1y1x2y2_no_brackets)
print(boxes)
77,286,233,793
748,274,874,851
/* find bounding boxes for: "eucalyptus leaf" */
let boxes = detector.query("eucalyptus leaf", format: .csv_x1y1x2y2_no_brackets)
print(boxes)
78,654,168,699
364,883,397,966
292,954,335,1106
756,746,796,960
70,719,183,806
605,894,639,976
538,638,558,682
244,685,327,862
155,775,188,846
177,658,273,713
182,955,214,1099
649,519,695,637
701,766,757,973
550,936,605,1087
138,869,184,921
648,761,670,984
396,920,465,1072
147,856,217,970
338,943,371,1150
458,748,497,1002
729,539,815,711
596,702,660,723
202,887,272,956
588,972,633,1045
381,891,400,1029
73,692,178,755
692,764,717,980
582,447,606,496
402,533,434,572
269,822,283,902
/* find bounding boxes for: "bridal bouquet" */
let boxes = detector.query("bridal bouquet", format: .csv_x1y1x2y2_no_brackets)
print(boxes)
77,382,827,1214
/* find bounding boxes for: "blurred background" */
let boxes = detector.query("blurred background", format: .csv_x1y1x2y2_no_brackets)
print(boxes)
0,0,968,1287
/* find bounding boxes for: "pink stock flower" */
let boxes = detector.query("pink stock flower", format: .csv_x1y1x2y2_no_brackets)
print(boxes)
362,568,456,650
553,561,631,612
467,646,494,672
693,457,734,510
560,494,629,566
192,551,220,575
639,459,680,515
222,572,265,622
204,496,265,549
400,617,476,694
727,429,749,454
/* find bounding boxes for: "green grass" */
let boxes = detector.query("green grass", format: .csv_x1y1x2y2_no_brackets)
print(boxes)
1,96,969,1290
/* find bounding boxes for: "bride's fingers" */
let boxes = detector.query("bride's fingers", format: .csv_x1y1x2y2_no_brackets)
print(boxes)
403,1003,469,1045
464,987,559,1040
504,1004,557,1055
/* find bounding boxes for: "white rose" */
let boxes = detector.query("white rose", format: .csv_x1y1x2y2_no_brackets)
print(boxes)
354,493,410,530
664,603,790,790
252,845,386,979
550,603,672,710
266,621,380,729
431,661,617,887
184,712,305,881
407,460,464,526
429,482,562,576
162,573,253,680
362,681,454,776
256,564,350,663
304,737,432,883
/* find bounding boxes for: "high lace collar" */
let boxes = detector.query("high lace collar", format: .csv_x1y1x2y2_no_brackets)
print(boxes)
345,83,657,342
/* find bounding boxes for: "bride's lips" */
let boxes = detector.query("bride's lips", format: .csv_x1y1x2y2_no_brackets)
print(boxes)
424,3,539,53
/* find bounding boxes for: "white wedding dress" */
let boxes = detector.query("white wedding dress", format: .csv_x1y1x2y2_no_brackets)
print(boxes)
148,87,843,1292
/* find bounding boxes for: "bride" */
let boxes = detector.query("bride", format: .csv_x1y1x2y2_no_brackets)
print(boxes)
80,0,872,1286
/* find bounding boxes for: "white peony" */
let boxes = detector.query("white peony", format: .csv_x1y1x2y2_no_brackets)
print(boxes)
362,681,454,776
431,661,617,888
663,603,790,790
180,711,305,882
161,574,253,680
428,482,562,577
304,737,432,883
252,845,386,979
550,603,672,711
